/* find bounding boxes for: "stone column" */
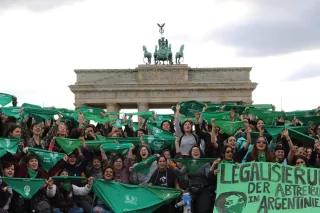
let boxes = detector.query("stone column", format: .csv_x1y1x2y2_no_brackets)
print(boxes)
107,103,120,112
137,102,149,112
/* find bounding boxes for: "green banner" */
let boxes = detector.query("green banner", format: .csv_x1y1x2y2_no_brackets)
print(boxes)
214,162,320,213
93,180,181,213
55,137,82,154
100,143,133,155
2,177,46,200
0,137,19,157
28,147,65,172
175,158,215,173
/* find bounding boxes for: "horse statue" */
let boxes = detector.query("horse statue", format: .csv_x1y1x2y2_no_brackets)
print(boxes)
154,39,173,65
175,44,184,64
142,45,152,64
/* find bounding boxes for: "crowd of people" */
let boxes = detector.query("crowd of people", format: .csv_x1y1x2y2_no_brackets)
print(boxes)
0,97,320,213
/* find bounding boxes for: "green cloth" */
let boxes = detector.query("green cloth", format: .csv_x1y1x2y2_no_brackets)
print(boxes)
215,120,244,135
21,103,42,109
125,111,155,120
201,112,230,124
2,177,46,200
27,168,38,179
132,155,157,175
222,105,246,114
175,158,215,173
55,137,82,154
141,135,174,153
173,100,205,117
92,180,181,213
0,137,19,157
0,93,14,106
28,147,65,172
257,152,267,162
297,116,320,126
285,110,316,120
203,103,222,112
245,108,285,125
265,126,284,139
0,107,21,119
155,114,174,127
147,124,175,141
287,128,315,145
23,107,58,121
100,143,133,155
77,105,104,115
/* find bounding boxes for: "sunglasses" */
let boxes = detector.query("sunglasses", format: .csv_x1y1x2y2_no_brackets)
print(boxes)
256,140,267,144
225,150,233,154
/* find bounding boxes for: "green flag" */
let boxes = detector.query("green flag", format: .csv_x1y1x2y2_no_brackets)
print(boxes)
132,155,157,175
0,93,14,106
55,137,82,154
100,143,133,155
175,158,215,173
141,135,174,153
215,120,244,135
93,180,181,213
2,177,46,200
0,137,19,157
28,147,65,172
0,107,21,119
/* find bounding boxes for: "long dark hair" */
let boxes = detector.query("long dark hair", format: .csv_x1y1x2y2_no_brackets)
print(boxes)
251,136,273,162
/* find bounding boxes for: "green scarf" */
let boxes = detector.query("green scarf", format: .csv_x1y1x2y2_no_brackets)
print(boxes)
62,182,72,192
257,152,267,162
27,168,38,179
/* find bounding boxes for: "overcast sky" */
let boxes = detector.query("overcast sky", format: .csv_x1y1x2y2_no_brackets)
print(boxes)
0,0,319,111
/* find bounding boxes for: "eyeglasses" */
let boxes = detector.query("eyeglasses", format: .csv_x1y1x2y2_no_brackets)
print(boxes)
256,140,267,144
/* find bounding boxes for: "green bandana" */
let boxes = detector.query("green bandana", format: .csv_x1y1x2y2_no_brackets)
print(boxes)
62,182,72,192
257,152,267,162
27,168,38,179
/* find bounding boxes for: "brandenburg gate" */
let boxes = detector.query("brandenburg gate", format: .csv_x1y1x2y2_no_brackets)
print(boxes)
69,24,257,111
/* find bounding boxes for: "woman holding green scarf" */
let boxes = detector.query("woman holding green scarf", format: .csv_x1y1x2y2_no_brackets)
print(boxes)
46,170,93,213
245,136,273,162
15,153,52,213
